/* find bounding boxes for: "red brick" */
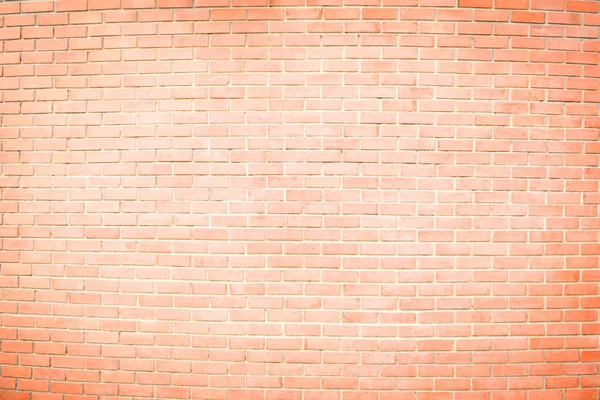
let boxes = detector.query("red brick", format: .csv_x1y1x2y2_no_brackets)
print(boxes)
123,0,156,7
158,0,192,7
54,0,87,11
0,2,599,399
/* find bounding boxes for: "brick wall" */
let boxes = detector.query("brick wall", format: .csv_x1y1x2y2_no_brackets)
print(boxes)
1,0,600,399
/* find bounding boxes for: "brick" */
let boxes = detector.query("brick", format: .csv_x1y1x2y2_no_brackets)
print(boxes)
54,0,87,11
0,2,599,399
88,0,121,9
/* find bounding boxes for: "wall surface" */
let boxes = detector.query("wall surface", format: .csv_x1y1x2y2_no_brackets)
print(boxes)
1,0,600,399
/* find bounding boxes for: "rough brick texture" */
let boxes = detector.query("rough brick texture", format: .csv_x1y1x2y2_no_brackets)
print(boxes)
1,0,600,399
